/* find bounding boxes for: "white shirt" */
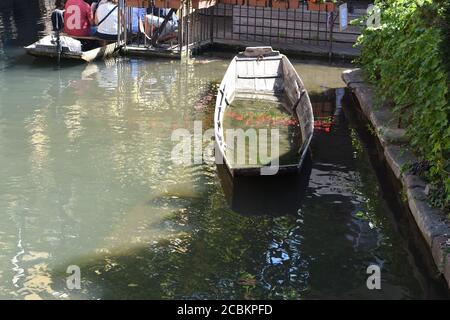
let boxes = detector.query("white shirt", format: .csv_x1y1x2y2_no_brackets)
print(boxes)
96,3,118,35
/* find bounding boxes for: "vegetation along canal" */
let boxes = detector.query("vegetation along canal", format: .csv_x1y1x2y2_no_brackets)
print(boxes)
0,0,448,299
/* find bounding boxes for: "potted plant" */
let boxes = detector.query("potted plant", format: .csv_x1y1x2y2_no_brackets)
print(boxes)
246,0,268,7
220,0,245,4
125,0,150,7
307,0,336,12
154,0,183,9
272,0,299,9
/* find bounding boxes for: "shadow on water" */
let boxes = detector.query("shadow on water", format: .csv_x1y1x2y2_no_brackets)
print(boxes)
216,87,343,217
0,0,47,47
10,55,90,70
216,153,312,216
343,91,450,299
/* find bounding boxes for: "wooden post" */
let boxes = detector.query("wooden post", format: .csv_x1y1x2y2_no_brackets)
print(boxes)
328,11,337,62
123,4,128,45
118,0,122,45
179,4,184,54
210,6,214,44
185,0,190,60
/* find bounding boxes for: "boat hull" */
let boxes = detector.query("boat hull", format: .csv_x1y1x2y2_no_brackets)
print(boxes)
214,47,314,177
24,37,119,62
216,153,312,215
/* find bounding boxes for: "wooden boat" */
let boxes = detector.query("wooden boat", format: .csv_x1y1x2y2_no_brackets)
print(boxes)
214,47,314,176
24,34,120,63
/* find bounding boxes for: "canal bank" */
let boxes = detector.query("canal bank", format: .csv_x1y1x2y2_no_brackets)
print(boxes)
342,68,450,290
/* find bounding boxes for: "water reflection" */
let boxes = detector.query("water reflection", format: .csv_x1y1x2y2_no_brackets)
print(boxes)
0,2,448,297
217,154,312,216
0,0,49,47
36,86,446,299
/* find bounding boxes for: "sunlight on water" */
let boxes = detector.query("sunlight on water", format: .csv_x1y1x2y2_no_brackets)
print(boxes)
0,0,447,300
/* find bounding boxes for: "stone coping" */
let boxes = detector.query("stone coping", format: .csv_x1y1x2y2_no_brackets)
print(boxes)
342,68,450,290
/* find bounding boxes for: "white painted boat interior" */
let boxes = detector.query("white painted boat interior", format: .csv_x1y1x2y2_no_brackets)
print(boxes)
214,47,314,176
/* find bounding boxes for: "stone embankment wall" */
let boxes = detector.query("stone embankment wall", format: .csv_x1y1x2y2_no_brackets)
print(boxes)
343,68,450,290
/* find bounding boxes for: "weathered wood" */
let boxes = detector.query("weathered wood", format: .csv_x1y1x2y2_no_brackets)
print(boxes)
24,40,119,62
242,46,279,56
122,45,182,59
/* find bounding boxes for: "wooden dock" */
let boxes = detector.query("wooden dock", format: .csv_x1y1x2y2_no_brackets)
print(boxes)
122,45,183,59
119,3,365,60
210,38,360,59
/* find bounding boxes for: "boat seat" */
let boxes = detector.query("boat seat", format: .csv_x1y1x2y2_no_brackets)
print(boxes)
60,33,116,43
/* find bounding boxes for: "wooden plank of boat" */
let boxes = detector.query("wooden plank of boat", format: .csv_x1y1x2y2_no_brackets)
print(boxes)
81,41,119,62
24,36,119,62
214,46,314,177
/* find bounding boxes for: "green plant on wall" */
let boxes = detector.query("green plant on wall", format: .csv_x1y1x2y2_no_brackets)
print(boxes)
355,0,450,212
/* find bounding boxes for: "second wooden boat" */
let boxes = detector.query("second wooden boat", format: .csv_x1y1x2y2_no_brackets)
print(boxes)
25,35,120,63
214,47,314,176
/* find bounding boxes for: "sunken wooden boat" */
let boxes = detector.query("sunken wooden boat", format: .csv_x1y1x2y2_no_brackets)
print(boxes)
214,47,314,177
24,34,119,63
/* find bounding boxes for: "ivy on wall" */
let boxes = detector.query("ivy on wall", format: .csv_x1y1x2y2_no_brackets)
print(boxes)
355,0,449,211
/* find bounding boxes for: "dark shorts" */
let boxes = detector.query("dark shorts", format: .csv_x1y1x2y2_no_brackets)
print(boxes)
94,32,117,41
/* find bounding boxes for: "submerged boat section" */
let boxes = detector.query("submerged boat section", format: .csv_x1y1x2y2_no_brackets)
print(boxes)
214,46,314,176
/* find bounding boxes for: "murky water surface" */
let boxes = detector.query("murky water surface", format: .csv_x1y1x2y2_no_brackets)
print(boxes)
0,0,447,299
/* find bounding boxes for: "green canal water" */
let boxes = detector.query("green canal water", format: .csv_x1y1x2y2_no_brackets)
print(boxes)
0,0,448,299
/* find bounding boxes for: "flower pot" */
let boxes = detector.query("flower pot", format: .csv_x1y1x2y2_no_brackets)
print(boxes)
220,0,245,4
192,0,218,8
272,0,299,9
307,0,335,12
246,0,268,7
125,0,150,7
154,0,182,9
